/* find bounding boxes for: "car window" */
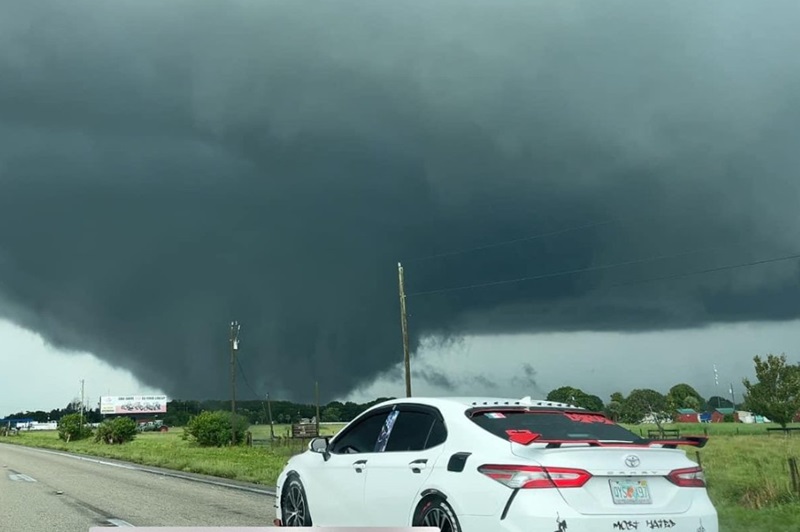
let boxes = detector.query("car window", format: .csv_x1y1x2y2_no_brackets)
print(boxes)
374,410,400,452
384,410,439,452
425,417,447,448
329,411,388,454
469,410,645,442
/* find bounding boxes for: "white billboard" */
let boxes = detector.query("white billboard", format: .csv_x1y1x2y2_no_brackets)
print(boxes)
100,395,169,415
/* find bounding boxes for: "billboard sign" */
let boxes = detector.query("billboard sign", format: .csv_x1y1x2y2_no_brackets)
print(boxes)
100,395,168,415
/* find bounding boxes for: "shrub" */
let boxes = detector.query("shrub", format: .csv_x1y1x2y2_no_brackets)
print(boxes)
57,412,93,442
185,410,249,447
95,417,138,444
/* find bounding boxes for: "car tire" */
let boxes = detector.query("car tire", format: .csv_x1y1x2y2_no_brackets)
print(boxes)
280,475,313,527
414,496,461,532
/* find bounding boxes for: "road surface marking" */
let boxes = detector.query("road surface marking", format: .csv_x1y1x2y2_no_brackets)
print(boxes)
107,518,135,527
8,473,37,482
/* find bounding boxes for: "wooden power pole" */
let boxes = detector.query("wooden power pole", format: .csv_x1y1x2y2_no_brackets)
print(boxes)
398,262,412,397
79,379,85,430
266,393,275,440
230,321,240,445
315,381,321,436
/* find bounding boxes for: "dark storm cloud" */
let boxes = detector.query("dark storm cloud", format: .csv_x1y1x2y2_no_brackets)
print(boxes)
2,0,800,401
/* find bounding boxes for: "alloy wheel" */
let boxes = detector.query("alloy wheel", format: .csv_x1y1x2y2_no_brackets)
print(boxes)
282,483,306,526
421,506,455,532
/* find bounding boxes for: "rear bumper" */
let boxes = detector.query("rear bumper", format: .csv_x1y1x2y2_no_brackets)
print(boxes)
460,513,718,532
458,490,718,532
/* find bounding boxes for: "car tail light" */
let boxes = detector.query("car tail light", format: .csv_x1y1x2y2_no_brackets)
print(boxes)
478,464,592,489
666,466,706,487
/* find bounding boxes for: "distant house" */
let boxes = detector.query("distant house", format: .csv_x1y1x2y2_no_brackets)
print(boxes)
710,408,737,423
675,408,700,423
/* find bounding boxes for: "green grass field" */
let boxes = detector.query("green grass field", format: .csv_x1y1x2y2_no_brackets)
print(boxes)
2,422,799,531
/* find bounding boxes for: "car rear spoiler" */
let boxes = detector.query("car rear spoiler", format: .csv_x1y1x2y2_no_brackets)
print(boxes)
505,429,709,449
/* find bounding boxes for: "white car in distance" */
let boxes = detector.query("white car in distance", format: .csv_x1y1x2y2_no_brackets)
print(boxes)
273,396,718,531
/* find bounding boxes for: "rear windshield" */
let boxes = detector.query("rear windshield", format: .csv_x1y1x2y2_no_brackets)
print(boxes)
469,410,645,442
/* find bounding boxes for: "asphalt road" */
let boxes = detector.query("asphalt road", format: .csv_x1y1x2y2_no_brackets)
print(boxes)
0,443,276,531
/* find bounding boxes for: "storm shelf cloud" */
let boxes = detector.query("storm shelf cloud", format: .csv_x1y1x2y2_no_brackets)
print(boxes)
1,0,800,402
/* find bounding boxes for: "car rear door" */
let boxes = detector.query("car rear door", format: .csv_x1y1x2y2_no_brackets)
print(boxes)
362,404,448,526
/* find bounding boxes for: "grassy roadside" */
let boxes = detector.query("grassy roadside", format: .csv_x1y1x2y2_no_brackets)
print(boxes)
0,424,343,487
2,422,799,530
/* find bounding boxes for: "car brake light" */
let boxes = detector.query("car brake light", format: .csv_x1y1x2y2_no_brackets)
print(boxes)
666,466,706,487
478,464,592,489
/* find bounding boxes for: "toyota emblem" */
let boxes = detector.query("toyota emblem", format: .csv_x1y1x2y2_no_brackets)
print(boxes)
624,455,641,468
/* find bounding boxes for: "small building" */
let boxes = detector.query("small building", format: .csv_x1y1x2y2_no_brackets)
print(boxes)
675,408,700,423
709,408,737,423
0,418,35,428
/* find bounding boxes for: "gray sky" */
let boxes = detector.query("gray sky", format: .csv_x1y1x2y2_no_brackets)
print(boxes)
2,0,800,408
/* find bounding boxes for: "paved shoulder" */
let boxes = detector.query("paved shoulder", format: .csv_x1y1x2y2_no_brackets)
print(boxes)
0,443,275,530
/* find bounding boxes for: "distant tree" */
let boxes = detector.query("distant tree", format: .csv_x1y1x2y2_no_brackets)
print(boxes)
581,394,605,412
321,407,342,422
704,396,734,411
547,386,583,404
605,400,623,422
185,411,250,447
666,384,704,412
546,387,605,411
682,396,701,411
619,389,668,424
63,399,80,413
57,413,92,442
95,417,138,444
742,353,800,429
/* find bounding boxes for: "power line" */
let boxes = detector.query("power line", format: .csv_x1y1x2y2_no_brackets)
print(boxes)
597,252,800,291
236,356,262,400
403,219,614,263
407,239,771,297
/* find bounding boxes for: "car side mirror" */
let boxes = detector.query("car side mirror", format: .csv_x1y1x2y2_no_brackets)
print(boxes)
309,437,331,461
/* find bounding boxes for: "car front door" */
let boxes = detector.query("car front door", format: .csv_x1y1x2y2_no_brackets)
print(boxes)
304,408,389,526
363,405,449,526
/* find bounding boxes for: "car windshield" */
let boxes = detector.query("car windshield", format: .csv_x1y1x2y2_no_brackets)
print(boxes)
468,409,646,443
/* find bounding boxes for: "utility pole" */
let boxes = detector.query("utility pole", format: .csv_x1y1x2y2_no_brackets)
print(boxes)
266,393,275,440
398,262,412,398
713,364,720,408
315,381,321,437
230,321,240,445
79,379,85,431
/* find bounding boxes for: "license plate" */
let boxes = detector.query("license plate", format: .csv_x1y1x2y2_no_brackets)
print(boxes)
609,479,652,504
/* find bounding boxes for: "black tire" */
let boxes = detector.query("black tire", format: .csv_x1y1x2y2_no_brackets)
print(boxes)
280,475,313,527
414,497,461,532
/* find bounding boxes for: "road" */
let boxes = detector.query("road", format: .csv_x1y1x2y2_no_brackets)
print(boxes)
0,443,276,531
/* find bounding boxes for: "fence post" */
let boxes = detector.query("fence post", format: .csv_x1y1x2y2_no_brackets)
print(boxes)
789,458,799,495
695,451,702,469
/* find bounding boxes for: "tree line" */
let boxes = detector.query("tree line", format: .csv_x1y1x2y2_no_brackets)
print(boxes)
6,353,798,429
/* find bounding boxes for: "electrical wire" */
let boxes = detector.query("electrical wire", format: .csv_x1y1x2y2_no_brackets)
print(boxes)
402,218,614,263
598,252,800,291
406,239,763,296
408,249,800,297
236,356,262,400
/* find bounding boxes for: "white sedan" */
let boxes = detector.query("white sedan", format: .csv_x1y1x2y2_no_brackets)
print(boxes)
273,396,718,531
